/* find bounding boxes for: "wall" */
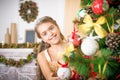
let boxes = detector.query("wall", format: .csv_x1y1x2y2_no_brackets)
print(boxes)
0,0,65,43
64,0,80,38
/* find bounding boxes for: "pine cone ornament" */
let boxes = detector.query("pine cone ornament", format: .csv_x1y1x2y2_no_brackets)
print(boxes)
105,33,120,51
85,7,93,15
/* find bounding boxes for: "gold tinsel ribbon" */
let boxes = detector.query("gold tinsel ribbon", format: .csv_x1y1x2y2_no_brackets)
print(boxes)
98,61,108,78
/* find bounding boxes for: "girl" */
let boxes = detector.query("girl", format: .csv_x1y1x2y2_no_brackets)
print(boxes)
35,16,69,80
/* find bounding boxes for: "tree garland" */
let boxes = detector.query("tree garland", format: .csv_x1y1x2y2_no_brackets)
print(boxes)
19,1,38,23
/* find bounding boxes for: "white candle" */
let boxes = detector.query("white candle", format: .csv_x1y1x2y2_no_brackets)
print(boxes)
2,41,4,48
11,23,17,44
27,42,29,48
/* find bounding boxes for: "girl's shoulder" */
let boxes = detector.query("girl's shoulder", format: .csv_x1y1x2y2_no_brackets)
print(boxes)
37,49,47,59
37,49,52,62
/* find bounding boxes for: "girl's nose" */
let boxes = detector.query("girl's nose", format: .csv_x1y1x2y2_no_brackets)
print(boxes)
48,31,53,36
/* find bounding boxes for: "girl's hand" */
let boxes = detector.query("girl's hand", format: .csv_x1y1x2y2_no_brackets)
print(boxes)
48,73,60,80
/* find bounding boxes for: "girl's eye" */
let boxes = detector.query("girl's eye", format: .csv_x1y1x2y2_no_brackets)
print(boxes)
49,26,54,30
42,32,47,36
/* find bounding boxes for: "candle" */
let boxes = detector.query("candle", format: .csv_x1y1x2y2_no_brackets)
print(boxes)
2,41,4,48
27,42,29,48
11,23,17,44
5,28,11,44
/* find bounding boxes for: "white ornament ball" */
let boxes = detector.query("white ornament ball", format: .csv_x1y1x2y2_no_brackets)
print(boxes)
77,9,86,18
81,37,99,56
57,67,71,80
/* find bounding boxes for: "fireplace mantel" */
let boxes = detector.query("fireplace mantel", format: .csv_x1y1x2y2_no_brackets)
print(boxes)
0,48,41,80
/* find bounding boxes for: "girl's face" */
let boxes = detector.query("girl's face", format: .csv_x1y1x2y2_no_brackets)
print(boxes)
37,22,62,45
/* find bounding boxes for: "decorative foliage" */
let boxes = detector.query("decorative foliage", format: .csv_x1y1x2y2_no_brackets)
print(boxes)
0,43,40,67
19,1,38,23
0,43,39,48
64,0,120,80
0,52,36,67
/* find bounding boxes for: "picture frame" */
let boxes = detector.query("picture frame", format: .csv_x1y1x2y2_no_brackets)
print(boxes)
25,30,36,43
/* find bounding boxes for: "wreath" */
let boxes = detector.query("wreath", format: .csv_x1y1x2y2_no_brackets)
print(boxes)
19,1,38,23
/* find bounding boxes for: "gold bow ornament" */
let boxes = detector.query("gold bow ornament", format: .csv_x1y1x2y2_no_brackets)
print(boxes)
78,14,108,38
57,43,75,58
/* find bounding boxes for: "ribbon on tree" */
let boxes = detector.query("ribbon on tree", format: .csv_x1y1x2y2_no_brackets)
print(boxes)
71,70,80,80
89,61,97,80
57,43,75,60
78,14,108,38
57,61,68,68
71,25,81,47
98,61,108,78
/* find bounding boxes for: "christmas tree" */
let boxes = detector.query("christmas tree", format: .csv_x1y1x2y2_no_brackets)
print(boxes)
63,0,120,80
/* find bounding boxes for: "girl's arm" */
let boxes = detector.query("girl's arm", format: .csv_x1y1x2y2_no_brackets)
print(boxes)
37,52,60,80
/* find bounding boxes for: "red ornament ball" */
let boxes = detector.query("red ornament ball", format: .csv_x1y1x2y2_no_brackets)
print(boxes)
92,0,103,14
92,0,109,14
